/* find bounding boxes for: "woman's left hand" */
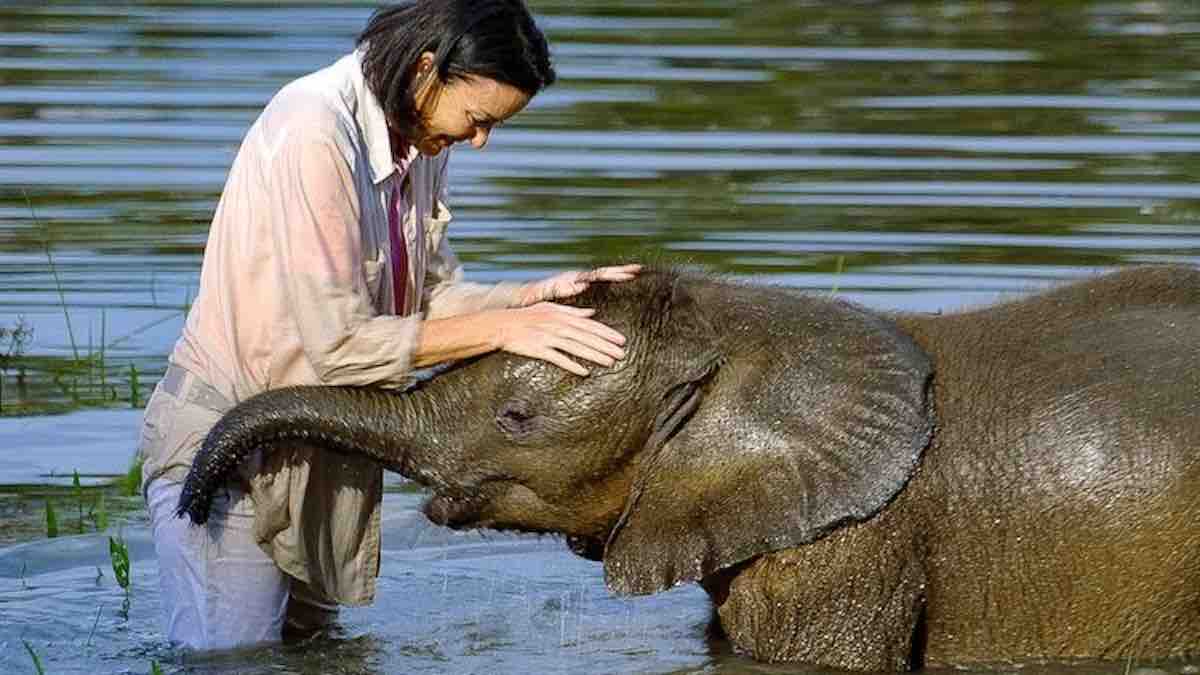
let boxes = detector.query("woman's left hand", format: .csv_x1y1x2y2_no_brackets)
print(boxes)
519,264,642,305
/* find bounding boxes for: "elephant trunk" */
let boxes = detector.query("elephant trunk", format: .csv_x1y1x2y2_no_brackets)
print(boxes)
175,384,434,525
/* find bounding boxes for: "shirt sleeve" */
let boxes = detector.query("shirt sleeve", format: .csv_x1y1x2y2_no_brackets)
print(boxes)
266,124,422,389
421,153,525,320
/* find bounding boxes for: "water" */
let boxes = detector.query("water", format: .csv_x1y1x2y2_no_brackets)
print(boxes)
0,0,1198,672
1,491,719,674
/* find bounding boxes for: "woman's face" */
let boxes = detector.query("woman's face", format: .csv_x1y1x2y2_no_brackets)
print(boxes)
409,52,532,157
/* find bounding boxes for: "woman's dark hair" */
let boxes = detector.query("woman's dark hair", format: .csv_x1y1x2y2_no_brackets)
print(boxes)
357,0,556,135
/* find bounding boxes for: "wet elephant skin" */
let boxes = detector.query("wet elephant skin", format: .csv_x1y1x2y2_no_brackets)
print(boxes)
177,264,1200,671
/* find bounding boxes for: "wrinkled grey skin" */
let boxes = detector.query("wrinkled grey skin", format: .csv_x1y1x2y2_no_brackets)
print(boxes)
178,265,1200,671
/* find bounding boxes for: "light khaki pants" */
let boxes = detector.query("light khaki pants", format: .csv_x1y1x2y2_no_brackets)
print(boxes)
141,367,336,651
146,477,289,649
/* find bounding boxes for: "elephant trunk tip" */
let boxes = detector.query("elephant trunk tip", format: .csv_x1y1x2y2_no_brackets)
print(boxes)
174,481,213,525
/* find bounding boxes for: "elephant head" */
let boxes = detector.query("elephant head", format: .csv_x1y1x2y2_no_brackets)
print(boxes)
178,268,933,595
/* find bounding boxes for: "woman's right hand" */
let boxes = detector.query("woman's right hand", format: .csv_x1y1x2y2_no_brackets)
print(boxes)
412,303,628,376
493,302,627,376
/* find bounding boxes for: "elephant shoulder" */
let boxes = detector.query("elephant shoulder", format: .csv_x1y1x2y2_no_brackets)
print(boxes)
713,507,926,670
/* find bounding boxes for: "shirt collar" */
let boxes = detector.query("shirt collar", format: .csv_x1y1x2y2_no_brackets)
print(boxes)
350,49,418,186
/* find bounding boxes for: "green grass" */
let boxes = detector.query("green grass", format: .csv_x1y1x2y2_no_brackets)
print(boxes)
121,456,144,497
31,193,80,362
73,470,84,533
109,533,130,592
0,317,33,415
44,468,128,537
23,640,45,675
829,254,846,296
129,363,142,408
44,498,58,538
0,468,144,547
0,199,186,416
0,333,158,417
110,530,133,619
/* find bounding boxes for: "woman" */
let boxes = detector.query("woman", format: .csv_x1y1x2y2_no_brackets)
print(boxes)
140,0,638,650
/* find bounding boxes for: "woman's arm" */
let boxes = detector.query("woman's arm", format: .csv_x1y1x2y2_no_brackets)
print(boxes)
413,301,628,376
418,156,639,375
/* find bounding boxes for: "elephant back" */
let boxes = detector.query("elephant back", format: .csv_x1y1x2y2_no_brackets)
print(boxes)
892,265,1200,661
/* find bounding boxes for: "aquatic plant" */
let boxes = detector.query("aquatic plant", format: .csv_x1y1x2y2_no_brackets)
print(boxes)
80,475,111,532
6,465,142,545
86,603,102,646
109,533,130,593
129,363,141,408
828,254,845,296
0,317,33,414
119,456,144,497
3,197,184,415
28,192,80,361
95,491,109,531
45,499,58,538
73,469,85,533
111,531,132,620
22,640,45,675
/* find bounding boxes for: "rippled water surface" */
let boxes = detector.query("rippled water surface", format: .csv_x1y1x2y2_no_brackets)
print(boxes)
1,1,1198,673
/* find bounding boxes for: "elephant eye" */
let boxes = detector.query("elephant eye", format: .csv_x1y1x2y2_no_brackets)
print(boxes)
496,400,539,437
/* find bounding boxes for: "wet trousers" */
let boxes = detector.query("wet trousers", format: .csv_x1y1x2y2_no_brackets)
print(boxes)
141,366,336,651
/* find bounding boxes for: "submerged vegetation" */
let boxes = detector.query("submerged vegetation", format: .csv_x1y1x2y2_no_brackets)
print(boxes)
0,298,163,416
23,640,45,675
0,200,185,416
6,201,175,416
0,300,159,416
0,458,144,546
0,317,33,414
110,530,132,618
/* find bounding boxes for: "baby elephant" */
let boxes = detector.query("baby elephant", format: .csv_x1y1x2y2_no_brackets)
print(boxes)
178,265,1200,671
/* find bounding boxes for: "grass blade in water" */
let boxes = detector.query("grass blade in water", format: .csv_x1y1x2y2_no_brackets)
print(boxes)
74,469,85,533
129,363,141,408
95,491,109,531
23,640,45,675
121,456,144,497
45,499,58,538
110,534,130,591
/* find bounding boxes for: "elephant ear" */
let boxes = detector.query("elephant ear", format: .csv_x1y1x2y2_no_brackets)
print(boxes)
603,294,933,596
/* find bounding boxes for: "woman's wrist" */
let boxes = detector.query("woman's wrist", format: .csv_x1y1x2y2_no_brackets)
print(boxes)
411,311,509,368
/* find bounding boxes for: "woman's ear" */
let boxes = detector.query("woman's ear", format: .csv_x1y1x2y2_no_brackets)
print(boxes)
416,50,436,77
603,297,934,596
412,51,441,109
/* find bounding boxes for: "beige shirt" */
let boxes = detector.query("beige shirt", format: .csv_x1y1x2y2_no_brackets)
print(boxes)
148,51,523,605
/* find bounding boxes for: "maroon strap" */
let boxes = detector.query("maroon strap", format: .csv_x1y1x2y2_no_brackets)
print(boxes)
387,184,408,315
